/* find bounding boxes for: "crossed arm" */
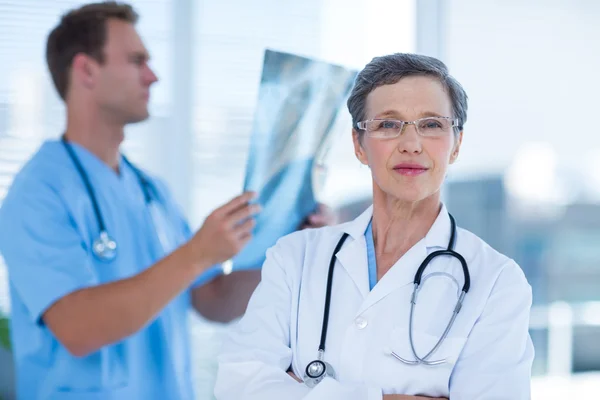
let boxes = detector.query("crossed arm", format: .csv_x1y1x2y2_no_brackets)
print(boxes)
286,372,447,400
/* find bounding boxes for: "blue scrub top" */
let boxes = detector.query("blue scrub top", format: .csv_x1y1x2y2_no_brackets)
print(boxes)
365,219,377,291
0,140,217,399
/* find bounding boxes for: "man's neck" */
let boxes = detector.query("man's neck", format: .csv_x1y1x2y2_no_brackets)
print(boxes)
64,110,125,172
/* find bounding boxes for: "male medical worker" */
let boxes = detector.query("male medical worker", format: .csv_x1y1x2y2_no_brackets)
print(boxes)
0,2,331,399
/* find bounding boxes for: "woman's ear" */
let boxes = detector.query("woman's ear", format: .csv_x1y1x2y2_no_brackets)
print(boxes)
449,130,463,164
352,129,369,165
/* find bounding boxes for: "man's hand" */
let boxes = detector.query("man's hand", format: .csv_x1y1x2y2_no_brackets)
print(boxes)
299,203,337,230
187,192,261,270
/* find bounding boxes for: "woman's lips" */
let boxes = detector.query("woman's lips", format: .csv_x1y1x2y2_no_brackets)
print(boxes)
393,163,428,176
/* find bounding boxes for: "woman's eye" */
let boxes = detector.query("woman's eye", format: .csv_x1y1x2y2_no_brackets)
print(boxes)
380,121,398,129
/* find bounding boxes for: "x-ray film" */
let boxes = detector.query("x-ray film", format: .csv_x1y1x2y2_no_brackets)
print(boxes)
232,49,357,270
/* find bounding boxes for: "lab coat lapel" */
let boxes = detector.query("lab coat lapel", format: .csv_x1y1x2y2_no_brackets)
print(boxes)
335,236,370,299
356,239,427,316
334,206,373,299
335,204,453,316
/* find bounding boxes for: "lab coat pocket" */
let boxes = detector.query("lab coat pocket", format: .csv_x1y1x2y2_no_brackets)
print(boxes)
379,327,467,397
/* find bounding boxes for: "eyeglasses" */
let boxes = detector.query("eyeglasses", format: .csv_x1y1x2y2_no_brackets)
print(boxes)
356,117,460,139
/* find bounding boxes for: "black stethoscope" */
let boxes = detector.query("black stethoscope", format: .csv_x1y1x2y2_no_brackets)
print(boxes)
61,137,159,262
303,213,471,388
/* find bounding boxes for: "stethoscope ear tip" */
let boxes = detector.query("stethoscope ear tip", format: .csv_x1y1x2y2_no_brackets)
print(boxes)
383,346,393,356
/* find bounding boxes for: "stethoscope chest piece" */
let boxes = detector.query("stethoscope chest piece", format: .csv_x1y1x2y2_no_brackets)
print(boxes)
92,231,117,262
303,359,336,388
61,137,165,263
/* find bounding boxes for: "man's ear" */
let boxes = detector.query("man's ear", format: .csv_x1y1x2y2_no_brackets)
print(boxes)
71,53,97,90
352,129,369,166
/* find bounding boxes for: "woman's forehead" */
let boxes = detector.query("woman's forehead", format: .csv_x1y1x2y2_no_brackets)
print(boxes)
365,76,453,119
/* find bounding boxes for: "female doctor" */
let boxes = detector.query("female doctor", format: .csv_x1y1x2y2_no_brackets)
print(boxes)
214,53,534,400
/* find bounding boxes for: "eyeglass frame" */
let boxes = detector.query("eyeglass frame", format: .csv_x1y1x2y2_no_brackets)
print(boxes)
355,117,462,138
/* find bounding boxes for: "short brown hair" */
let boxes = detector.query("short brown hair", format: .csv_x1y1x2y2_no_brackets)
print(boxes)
46,2,138,100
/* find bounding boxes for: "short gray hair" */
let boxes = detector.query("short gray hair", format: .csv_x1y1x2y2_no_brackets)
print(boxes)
347,53,468,137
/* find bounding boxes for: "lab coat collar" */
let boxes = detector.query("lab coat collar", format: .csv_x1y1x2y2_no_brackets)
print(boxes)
334,203,453,313
424,203,453,250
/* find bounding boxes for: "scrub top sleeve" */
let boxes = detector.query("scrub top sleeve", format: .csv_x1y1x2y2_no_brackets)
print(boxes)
214,237,383,400
449,261,534,400
150,178,193,241
0,181,97,324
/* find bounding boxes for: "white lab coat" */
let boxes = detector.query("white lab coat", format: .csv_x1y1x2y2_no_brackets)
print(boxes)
215,205,534,400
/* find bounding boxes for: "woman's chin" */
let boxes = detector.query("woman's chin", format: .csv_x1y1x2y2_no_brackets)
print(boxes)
377,186,438,205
